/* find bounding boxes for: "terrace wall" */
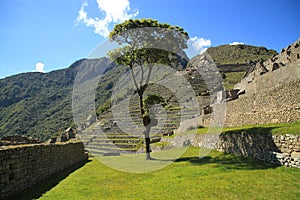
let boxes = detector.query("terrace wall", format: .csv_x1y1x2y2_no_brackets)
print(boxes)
162,133,300,168
199,64,300,128
0,141,87,199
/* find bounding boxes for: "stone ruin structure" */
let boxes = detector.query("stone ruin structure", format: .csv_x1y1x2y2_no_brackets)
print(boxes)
0,135,41,146
235,38,300,95
167,39,300,169
50,127,78,143
199,38,300,127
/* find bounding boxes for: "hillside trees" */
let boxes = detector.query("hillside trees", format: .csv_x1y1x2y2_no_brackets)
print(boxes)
108,19,189,159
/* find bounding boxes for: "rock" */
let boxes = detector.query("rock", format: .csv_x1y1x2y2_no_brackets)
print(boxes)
50,138,56,143
183,140,192,147
60,132,68,142
275,153,285,159
291,152,300,159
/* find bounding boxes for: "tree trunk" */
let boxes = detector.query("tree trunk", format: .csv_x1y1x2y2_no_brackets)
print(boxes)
139,93,145,115
144,126,151,160
138,91,152,160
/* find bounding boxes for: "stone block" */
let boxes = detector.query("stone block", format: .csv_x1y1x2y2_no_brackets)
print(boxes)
291,152,300,159
0,142,87,200
274,152,285,159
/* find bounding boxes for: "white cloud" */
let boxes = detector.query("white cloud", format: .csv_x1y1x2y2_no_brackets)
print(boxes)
76,0,139,37
35,62,45,73
188,36,211,55
229,41,244,45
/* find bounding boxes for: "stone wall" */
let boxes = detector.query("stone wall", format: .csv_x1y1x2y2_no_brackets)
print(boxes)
162,133,300,168
198,64,300,128
235,38,300,92
216,133,300,168
235,63,300,95
0,141,87,199
224,78,300,127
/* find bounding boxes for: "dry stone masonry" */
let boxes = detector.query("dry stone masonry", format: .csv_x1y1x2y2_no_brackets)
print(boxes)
162,39,300,168
0,141,87,199
162,133,300,168
198,38,300,127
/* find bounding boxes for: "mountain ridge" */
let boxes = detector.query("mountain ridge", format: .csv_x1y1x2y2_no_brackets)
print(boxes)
0,43,278,140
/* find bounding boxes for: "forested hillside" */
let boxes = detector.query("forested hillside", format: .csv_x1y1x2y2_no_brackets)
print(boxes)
0,44,277,140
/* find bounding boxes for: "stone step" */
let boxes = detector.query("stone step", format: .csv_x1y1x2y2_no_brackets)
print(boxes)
81,133,141,139
86,147,138,154
90,138,141,143
87,142,138,149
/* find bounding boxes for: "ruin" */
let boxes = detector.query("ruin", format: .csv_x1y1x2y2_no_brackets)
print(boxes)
0,142,88,199
0,135,41,146
235,38,300,94
198,38,300,127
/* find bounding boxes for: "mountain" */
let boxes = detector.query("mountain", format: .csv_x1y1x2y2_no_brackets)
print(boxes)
0,58,114,140
206,44,277,66
205,44,277,88
0,44,277,140
0,60,80,140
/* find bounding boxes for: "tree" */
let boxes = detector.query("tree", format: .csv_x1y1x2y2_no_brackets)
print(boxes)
108,18,189,159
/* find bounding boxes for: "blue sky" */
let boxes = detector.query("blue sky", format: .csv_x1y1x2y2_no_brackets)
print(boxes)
0,0,299,79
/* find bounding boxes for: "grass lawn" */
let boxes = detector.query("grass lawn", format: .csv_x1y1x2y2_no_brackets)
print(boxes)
223,72,245,89
177,120,300,137
14,147,300,200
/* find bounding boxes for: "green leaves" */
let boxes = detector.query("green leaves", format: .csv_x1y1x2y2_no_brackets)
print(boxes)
143,94,166,112
108,18,190,97
108,18,189,65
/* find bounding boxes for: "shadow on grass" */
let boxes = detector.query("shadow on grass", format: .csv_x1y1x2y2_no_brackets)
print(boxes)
175,153,279,170
12,159,91,200
173,126,285,170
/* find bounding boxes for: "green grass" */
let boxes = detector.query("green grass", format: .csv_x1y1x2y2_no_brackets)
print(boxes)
223,72,245,89
171,121,300,137
14,147,300,200
271,121,300,135
221,121,300,136
207,44,277,65
152,141,171,147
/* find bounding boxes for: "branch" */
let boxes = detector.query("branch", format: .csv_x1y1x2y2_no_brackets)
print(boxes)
145,63,154,85
140,64,144,87
129,64,140,95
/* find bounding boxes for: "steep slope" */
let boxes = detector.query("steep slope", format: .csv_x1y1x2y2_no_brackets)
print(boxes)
207,44,277,66
0,58,112,140
188,44,278,89
0,43,278,141
0,62,79,140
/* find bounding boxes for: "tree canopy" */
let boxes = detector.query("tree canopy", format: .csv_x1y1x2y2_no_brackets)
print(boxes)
108,18,189,159
108,19,189,69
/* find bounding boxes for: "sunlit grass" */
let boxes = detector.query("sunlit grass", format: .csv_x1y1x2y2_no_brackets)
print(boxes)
14,147,300,200
223,72,245,89
13,122,300,199
173,121,300,137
